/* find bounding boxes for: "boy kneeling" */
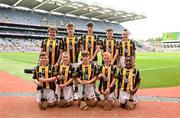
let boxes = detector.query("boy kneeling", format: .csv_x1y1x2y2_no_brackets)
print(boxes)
116,56,141,110
77,51,97,110
56,52,75,107
33,52,57,110
96,52,116,111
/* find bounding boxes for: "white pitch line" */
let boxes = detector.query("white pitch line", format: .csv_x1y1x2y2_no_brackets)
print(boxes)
141,65,180,71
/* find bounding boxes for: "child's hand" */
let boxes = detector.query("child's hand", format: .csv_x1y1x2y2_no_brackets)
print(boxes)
104,88,110,95
84,80,91,84
39,78,45,83
37,82,43,86
59,84,65,89
98,74,104,79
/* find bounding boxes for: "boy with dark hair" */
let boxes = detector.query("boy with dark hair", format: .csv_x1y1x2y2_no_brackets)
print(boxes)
116,56,141,110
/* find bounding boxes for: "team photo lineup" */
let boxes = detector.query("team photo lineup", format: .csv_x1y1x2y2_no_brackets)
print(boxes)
33,22,140,111
1,0,180,117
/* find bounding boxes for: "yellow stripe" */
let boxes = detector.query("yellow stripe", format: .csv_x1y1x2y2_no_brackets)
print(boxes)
85,35,94,58
122,40,131,56
82,64,91,80
102,65,111,93
126,69,133,92
128,40,131,56
46,39,56,65
59,63,69,83
120,68,126,91
120,68,133,92
106,39,114,58
39,66,50,89
67,37,75,63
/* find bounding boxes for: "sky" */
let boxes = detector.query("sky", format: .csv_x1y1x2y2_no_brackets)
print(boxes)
73,0,180,40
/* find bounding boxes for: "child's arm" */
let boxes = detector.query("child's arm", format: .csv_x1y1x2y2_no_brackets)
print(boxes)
39,76,57,83
87,76,96,84
59,78,73,88
77,78,84,84
33,67,42,86
130,70,141,95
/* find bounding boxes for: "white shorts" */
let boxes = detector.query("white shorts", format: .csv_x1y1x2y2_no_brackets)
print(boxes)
36,88,56,103
78,84,96,99
99,92,116,102
56,86,74,102
119,90,137,104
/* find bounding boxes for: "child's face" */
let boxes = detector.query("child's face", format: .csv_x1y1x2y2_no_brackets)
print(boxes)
48,29,57,39
103,55,111,65
62,54,69,64
82,55,89,63
125,57,133,69
67,27,74,36
106,31,113,38
123,31,129,39
87,26,93,33
40,55,49,66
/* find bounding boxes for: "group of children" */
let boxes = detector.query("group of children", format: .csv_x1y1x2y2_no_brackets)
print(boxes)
32,22,141,111
33,50,140,111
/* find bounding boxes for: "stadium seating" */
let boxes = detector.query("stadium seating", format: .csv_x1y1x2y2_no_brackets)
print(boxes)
0,38,41,52
0,7,124,33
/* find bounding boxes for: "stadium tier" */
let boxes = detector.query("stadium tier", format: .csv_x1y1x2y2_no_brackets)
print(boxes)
0,7,124,52
0,7,124,33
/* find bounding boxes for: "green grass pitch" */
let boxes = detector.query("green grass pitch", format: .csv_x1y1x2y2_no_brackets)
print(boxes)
0,52,180,88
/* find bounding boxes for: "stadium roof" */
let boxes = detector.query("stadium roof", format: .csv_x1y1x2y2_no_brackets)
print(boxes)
0,0,146,23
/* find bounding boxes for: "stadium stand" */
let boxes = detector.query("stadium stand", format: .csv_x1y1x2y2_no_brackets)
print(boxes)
0,0,145,52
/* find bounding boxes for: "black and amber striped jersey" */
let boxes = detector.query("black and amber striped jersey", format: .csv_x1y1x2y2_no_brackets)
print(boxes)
56,63,75,86
41,39,63,65
117,67,140,92
79,34,100,59
119,40,136,57
103,38,119,64
33,65,57,91
76,63,97,81
97,65,116,94
63,36,80,63
103,38,118,57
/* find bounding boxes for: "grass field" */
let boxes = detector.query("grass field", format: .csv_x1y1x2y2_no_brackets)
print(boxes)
0,52,180,88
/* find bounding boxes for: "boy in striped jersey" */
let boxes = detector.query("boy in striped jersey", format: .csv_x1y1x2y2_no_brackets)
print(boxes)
33,52,57,110
96,52,116,111
119,29,136,68
116,56,141,110
76,51,97,110
56,52,75,107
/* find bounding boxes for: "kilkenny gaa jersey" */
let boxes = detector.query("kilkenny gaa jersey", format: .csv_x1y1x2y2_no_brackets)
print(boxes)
77,63,97,81
119,40,136,57
97,65,116,94
41,39,63,65
63,36,80,63
103,38,118,58
33,65,57,91
79,34,99,59
117,67,140,92
56,63,75,86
